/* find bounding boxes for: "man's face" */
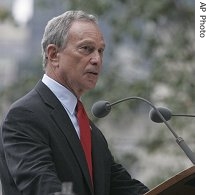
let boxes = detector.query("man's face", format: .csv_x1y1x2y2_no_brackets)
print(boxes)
49,21,105,97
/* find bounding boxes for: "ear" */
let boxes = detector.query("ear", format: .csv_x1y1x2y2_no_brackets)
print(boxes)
46,44,59,67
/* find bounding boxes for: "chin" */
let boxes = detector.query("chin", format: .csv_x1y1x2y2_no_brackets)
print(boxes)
86,83,97,90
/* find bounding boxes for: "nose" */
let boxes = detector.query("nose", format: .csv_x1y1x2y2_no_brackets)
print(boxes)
90,51,102,65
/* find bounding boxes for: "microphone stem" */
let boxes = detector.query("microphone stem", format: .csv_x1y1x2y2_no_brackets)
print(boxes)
172,114,195,117
110,96,195,164
111,97,179,137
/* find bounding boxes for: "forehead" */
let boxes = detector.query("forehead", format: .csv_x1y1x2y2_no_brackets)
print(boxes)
68,21,105,45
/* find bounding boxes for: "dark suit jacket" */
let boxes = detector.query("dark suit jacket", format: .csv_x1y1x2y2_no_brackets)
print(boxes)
0,81,149,195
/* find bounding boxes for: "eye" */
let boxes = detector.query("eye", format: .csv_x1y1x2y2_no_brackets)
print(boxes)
98,48,104,56
79,45,94,54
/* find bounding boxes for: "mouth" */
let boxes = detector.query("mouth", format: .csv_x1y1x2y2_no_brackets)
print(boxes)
86,71,99,76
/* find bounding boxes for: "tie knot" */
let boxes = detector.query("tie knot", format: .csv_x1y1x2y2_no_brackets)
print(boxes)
76,100,84,112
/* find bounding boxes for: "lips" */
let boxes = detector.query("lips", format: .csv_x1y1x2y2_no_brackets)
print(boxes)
86,70,99,76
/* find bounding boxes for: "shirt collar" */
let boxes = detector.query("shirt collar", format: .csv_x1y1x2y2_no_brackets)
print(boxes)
42,74,77,115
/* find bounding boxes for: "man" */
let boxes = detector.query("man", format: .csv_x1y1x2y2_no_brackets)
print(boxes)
0,10,149,195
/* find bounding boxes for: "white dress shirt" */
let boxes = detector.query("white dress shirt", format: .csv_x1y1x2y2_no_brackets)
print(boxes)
42,74,80,137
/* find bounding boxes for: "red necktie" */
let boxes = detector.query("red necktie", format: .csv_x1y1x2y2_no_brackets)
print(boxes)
76,100,93,184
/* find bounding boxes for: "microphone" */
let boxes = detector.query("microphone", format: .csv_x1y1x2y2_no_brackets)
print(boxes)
149,107,195,123
91,96,195,164
91,100,111,118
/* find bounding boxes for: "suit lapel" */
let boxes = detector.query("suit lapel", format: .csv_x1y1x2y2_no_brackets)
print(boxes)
35,81,94,194
51,107,94,191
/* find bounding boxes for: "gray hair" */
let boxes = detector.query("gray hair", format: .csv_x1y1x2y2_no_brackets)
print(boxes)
41,10,98,69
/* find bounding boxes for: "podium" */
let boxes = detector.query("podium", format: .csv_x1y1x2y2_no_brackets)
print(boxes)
145,166,195,195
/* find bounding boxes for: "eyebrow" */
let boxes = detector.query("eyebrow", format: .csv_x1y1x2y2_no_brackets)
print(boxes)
78,39,106,48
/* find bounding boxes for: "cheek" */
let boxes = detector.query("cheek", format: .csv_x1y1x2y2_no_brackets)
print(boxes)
58,52,90,77
59,56,76,72
60,61,82,80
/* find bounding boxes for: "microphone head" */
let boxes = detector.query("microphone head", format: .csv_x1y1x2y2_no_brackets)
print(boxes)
91,100,112,118
149,107,172,123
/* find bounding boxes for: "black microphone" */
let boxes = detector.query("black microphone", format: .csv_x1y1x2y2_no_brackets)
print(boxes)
91,96,195,164
91,100,111,118
149,107,195,123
